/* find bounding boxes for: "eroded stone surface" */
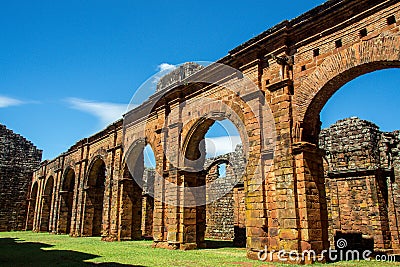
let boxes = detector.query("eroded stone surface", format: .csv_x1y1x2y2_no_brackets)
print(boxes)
320,117,400,251
0,124,42,231
17,0,400,261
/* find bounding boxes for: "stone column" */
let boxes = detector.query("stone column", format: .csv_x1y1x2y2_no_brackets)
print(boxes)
116,179,124,241
101,152,113,239
164,100,183,248
264,77,300,260
69,163,82,236
32,177,41,232
388,171,400,252
74,145,89,236
165,167,181,248
180,170,206,250
292,142,329,256
52,165,63,233
152,106,167,244
109,146,123,240
36,174,46,232
141,194,154,238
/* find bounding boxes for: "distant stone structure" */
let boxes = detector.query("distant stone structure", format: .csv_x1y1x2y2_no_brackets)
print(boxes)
320,117,400,253
0,124,42,231
141,145,247,245
156,62,204,92
204,144,246,246
141,168,155,239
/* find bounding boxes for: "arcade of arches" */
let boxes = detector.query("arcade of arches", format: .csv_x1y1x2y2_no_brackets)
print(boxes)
26,0,400,262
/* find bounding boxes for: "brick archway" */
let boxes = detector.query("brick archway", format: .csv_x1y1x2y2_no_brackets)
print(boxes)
118,139,156,241
28,0,400,262
82,157,107,237
179,96,260,181
205,158,231,173
40,176,54,232
295,33,400,143
180,99,254,160
204,157,247,247
58,167,75,234
124,138,146,177
289,32,400,256
177,105,263,249
118,166,143,240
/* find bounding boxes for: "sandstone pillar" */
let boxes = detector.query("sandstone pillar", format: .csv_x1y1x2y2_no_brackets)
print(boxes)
292,142,329,255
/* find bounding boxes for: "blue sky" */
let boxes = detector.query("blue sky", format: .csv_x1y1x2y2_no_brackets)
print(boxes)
1,0,399,160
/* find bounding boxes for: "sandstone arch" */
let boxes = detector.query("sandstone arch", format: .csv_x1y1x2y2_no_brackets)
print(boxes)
40,176,54,232
296,33,400,143
28,1,400,262
58,167,76,234
118,140,156,241
118,165,144,240
286,32,400,258
82,157,107,237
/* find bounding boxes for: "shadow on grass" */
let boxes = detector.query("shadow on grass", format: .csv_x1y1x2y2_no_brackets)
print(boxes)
204,239,235,249
0,238,144,267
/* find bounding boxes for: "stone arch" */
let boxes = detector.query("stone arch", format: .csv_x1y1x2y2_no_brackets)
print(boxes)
205,158,231,174
295,33,400,143
26,182,39,230
292,32,400,253
58,167,76,234
181,100,253,163
119,138,156,240
179,99,262,249
204,156,246,247
181,102,258,185
124,138,146,179
123,137,158,196
84,155,107,185
204,154,244,182
124,138,159,169
82,157,107,237
118,165,144,240
40,176,54,232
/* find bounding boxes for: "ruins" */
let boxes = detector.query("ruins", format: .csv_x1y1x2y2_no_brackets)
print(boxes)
320,117,400,253
3,0,400,263
0,124,42,231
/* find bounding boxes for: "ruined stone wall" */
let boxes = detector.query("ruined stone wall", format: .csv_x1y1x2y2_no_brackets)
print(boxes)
156,62,204,92
320,117,400,251
141,168,154,238
29,120,126,239
386,130,400,252
25,0,400,260
205,164,235,240
204,144,246,243
0,124,42,231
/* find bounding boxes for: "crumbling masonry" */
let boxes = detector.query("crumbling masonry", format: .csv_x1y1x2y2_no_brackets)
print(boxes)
320,117,400,253
0,124,42,231
17,0,400,263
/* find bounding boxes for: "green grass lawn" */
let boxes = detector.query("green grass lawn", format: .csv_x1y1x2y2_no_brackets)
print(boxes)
0,231,399,266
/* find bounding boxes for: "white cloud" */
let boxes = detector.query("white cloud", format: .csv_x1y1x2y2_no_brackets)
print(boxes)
157,63,176,72
66,97,132,126
205,136,242,158
0,96,23,108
